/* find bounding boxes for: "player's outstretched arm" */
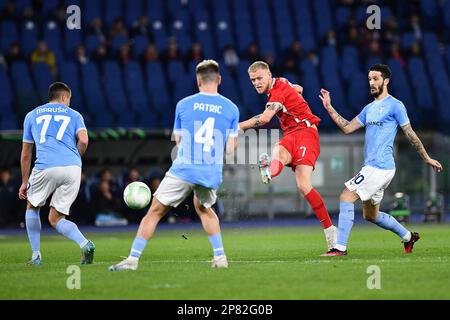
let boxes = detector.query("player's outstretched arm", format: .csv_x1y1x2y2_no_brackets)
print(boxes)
401,124,443,172
319,88,362,134
76,129,89,156
19,142,33,200
239,102,282,131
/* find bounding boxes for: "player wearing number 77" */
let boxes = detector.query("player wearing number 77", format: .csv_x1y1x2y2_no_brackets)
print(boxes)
320,64,443,256
110,60,239,271
19,82,95,265
239,61,337,252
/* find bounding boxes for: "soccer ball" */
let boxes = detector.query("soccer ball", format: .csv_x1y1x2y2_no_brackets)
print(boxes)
123,182,152,210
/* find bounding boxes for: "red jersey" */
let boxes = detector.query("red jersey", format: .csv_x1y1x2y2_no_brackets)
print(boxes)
267,78,321,134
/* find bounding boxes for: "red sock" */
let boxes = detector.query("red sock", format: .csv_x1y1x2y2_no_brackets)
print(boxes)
305,189,333,229
269,159,284,178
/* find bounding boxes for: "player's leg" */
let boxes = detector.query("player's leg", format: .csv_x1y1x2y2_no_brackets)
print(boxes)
109,173,191,271
322,188,359,256
295,164,336,250
48,208,94,263
24,167,56,265
363,200,419,253
49,166,95,264
25,201,42,265
193,188,227,268
258,144,292,184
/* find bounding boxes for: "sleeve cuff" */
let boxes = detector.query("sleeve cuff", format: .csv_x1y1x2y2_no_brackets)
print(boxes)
23,139,34,144
356,117,365,127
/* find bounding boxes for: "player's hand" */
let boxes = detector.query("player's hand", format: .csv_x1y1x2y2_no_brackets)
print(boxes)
18,183,28,200
426,158,443,173
319,89,332,109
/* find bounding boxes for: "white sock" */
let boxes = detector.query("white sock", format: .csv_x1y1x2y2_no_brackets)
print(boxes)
127,256,139,262
402,232,412,242
32,251,41,260
335,244,347,251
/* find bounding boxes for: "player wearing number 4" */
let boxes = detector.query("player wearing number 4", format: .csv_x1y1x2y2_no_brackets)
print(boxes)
109,60,239,271
320,64,443,256
238,61,338,251
20,82,95,265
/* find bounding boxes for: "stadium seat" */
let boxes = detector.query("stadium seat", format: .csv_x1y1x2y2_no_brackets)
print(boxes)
41,0,59,16
312,0,334,39
103,60,130,116
64,29,83,59
10,62,40,117
32,63,55,102
0,21,19,53
0,64,14,115
59,61,85,113
104,0,124,28
125,0,143,27
83,0,102,27
21,22,39,56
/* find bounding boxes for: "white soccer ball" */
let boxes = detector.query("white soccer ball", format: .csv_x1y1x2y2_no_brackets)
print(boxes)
123,182,152,210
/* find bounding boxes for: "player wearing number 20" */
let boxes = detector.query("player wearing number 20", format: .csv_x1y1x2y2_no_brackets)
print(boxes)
320,64,443,256
109,60,239,271
20,82,95,265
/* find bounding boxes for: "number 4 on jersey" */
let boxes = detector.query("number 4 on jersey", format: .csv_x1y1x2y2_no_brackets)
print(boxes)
195,117,215,152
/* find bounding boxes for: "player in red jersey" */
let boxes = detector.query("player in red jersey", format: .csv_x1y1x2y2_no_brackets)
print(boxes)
239,61,337,250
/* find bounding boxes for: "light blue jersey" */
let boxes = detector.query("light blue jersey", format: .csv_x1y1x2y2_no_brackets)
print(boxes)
23,103,86,170
356,95,410,170
169,92,240,189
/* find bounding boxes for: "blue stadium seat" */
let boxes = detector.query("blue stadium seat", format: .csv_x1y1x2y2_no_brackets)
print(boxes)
111,35,129,53
85,35,101,55
401,32,417,49
131,35,149,58
59,61,85,113
292,1,317,53
407,58,434,110
104,0,124,27
312,0,333,39
43,22,64,64
231,0,255,53
0,114,19,130
341,45,360,82
123,62,157,127
80,62,114,127
387,58,417,124
10,61,40,116
32,63,55,102
251,0,276,56
347,72,370,114
41,0,59,16
83,0,102,27
1,21,19,53
103,60,130,114
335,7,351,30
0,64,14,115
167,60,187,85
125,0,143,27
14,0,31,12
193,10,216,57
146,61,173,127
21,22,39,56
64,29,83,58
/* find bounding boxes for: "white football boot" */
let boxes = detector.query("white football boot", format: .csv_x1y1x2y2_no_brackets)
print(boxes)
258,153,272,184
109,257,139,271
324,225,338,251
211,255,229,268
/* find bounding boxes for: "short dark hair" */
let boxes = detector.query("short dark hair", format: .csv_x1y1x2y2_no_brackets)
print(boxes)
48,82,71,101
369,64,392,80
196,60,220,83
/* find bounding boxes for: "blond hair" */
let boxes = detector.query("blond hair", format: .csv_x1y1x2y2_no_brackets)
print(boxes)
248,61,270,73
196,59,220,83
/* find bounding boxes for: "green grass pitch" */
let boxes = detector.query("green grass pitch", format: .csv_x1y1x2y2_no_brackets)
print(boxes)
1,224,449,300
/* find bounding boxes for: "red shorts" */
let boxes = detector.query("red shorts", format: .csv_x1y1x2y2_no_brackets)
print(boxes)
277,127,320,171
